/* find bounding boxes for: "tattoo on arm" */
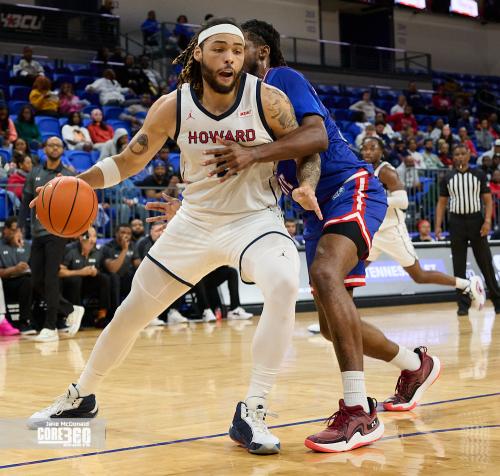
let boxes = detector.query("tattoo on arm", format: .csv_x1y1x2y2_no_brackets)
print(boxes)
268,88,298,131
129,133,149,155
297,154,321,190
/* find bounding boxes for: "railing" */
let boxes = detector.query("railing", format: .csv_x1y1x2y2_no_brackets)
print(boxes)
123,20,431,77
0,3,120,50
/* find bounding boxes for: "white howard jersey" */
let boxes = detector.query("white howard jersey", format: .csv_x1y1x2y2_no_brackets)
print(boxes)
174,73,279,219
374,161,405,231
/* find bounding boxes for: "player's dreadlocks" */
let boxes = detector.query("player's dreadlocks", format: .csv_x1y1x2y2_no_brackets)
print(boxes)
240,19,287,68
173,18,240,97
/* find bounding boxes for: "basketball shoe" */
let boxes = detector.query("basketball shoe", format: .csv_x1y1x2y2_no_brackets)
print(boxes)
229,401,280,455
227,307,253,320
0,318,20,336
28,383,98,429
465,276,485,310
307,323,320,334
383,346,441,412
305,398,384,453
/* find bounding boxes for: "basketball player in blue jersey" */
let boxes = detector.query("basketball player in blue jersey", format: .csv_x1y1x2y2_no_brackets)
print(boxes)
28,19,323,455
203,20,442,453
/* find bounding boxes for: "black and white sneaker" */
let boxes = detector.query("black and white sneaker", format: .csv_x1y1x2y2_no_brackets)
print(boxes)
464,276,485,310
229,401,280,455
28,383,98,429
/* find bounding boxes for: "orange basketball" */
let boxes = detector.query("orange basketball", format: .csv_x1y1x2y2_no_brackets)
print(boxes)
36,176,98,238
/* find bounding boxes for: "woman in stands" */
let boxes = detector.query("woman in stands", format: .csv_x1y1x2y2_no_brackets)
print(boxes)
12,137,39,167
29,77,59,116
87,108,114,154
58,83,88,116
14,105,42,149
62,112,93,152
7,154,32,200
0,104,17,150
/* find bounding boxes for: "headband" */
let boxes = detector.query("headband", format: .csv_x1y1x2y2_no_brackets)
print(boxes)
197,24,245,46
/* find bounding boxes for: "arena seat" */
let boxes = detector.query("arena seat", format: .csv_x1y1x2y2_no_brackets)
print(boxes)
103,106,124,120
7,100,29,115
0,149,11,164
35,116,61,136
8,85,30,101
53,73,75,87
66,151,94,172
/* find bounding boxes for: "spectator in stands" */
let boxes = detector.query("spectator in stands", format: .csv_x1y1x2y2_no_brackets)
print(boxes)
387,105,418,133
412,219,434,243
489,113,500,136
0,104,17,150
116,54,150,95
29,77,59,116
391,95,407,115
139,159,172,199
14,105,42,149
156,146,175,171
0,217,35,334
141,10,160,47
388,139,407,168
432,85,452,113
407,138,425,169
476,118,495,150
430,118,445,144
88,109,114,152
98,127,129,160
374,120,391,150
458,127,478,160
86,69,131,106
438,141,453,167
7,154,32,200
58,83,88,116
355,123,376,149
139,56,164,96
59,227,111,328
349,91,384,123
489,169,500,200
12,138,37,165
109,46,126,64
397,154,421,192
12,46,44,85
448,97,466,127
103,177,146,224
478,138,500,166
480,155,494,181
21,136,83,342
404,81,425,113
102,223,136,301
375,112,396,138
130,218,145,243
62,112,93,152
456,109,475,135
422,138,444,169
174,15,195,50
285,218,305,247
119,93,152,134
440,124,460,150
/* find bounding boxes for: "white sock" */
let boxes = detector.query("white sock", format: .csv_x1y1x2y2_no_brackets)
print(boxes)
390,346,421,371
342,371,369,413
455,277,470,290
75,382,93,397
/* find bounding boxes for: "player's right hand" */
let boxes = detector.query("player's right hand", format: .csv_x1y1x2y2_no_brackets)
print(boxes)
145,193,181,223
29,186,43,209
292,185,323,220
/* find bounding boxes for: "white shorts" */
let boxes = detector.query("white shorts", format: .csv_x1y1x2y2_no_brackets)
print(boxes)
147,206,296,286
368,223,418,268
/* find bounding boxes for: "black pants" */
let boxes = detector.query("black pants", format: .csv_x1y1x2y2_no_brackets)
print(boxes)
202,266,241,310
30,235,74,330
62,273,111,310
449,213,500,310
3,275,33,323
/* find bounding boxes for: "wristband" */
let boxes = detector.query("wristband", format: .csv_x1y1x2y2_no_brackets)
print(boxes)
95,157,121,188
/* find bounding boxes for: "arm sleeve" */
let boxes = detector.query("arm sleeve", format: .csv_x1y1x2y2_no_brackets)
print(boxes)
439,175,450,197
269,69,327,124
387,190,408,210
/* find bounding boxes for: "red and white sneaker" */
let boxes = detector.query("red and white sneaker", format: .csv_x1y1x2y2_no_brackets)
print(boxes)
305,397,384,453
0,318,20,336
383,346,441,412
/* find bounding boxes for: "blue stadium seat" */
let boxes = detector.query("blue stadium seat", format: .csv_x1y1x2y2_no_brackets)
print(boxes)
8,85,30,101
107,120,130,135
66,151,94,172
82,104,99,115
41,132,61,143
0,149,11,164
7,100,29,115
103,106,124,120
53,73,74,86
75,76,95,89
58,117,68,128
168,153,180,173
66,64,90,73
134,111,147,119
35,116,60,135
0,189,13,220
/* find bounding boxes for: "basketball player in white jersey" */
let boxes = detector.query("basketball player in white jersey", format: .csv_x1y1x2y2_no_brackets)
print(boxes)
28,20,323,455
308,136,486,338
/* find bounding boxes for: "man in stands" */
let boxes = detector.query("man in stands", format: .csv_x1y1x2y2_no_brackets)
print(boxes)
130,218,145,243
349,91,384,123
13,46,44,85
138,160,172,200
59,227,111,328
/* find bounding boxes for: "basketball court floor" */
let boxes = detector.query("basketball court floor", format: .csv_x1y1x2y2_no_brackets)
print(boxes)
0,301,499,475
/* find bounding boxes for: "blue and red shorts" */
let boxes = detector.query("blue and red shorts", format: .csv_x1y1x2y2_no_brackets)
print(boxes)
304,170,387,288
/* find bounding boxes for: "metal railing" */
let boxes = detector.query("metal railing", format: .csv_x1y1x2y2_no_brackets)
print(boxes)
0,3,120,50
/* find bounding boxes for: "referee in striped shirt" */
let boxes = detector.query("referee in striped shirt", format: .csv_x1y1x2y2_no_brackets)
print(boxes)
435,144,500,315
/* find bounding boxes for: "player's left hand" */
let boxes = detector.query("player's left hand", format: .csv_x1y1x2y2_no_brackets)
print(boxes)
292,185,323,220
202,137,257,182
480,220,491,237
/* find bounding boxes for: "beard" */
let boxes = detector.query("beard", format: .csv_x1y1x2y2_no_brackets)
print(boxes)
200,60,242,94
